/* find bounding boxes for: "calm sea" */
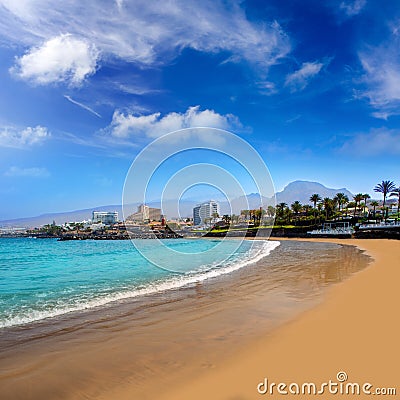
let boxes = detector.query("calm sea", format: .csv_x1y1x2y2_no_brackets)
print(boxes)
0,238,278,328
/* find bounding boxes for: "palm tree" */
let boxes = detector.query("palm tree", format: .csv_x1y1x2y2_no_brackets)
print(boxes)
303,204,312,216
240,210,249,221
222,214,231,224
370,200,379,220
345,200,353,217
310,194,321,209
342,195,349,214
212,212,219,224
334,193,347,213
249,209,258,224
267,205,276,218
374,180,396,220
276,202,287,220
291,201,302,225
389,187,400,215
310,194,321,222
254,209,263,225
323,197,333,219
283,208,292,224
317,202,323,222
362,194,371,216
353,193,364,217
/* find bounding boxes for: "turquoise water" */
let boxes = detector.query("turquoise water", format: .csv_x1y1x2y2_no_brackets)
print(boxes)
0,238,279,328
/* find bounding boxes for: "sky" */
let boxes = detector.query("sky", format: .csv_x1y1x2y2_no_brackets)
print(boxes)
0,0,399,220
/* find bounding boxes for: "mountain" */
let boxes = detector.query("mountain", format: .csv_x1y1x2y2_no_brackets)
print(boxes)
218,193,272,215
275,180,353,205
0,204,135,229
146,195,269,218
1,181,354,227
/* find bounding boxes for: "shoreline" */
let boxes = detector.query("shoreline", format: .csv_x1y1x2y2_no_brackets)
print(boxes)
0,239,275,331
154,238,400,400
0,238,392,400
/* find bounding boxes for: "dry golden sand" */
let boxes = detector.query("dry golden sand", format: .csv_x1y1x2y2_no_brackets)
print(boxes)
103,238,400,400
1,239,398,400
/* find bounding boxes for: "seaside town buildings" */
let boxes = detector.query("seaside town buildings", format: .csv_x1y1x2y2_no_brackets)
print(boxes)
127,204,162,223
92,211,119,225
193,200,220,226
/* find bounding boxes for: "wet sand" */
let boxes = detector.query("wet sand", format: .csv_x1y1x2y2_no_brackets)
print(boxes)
0,239,379,399
155,239,400,400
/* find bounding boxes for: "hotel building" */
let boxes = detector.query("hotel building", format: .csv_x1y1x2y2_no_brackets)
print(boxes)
92,211,119,225
193,201,220,226
128,204,162,223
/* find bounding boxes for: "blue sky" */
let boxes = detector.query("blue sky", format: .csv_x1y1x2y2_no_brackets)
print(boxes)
0,0,399,220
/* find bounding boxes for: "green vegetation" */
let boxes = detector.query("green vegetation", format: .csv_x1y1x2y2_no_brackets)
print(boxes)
374,180,397,220
209,179,399,234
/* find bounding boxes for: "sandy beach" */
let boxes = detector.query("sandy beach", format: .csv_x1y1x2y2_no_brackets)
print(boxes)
154,238,400,400
0,238,398,400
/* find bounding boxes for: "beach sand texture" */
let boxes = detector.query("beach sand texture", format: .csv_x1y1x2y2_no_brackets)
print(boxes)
154,239,400,400
0,239,398,400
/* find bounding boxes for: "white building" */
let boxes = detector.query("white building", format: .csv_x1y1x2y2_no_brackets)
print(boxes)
92,211,118,225
193,201,220,226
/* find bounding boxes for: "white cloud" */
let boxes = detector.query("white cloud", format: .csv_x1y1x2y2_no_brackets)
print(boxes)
256,81,277,95
4,166,50,177
0,125,50,148
0,0,36,21
10,34,99,85
285,61,324,92
64,95,101,118
115,0,124,11
358,41,400,118
339,128,400,156
107,106,243,138
1,1,290,75
339,0,366,17
116,83,161,96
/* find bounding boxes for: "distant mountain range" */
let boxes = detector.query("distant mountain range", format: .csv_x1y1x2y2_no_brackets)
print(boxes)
0,180,356,228
0,204,134,229
275,180,353,205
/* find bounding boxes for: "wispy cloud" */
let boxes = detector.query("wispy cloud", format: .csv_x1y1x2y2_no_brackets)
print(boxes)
58,131,110,149
4,166,50,178
339,127,400,156
357,36,400,119
285,61,325,92
10,34,99,86
0,125,50,148
116,83,162,96
339,0,366,17
256,81,277,95
64,95,102,118
285,114,301,124
105,106,244,139
1,0,290,80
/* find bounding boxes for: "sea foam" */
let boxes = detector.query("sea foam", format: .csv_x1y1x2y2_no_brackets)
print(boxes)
0,240,280,328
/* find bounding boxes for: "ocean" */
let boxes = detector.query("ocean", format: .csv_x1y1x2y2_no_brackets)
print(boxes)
0,237,278,328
